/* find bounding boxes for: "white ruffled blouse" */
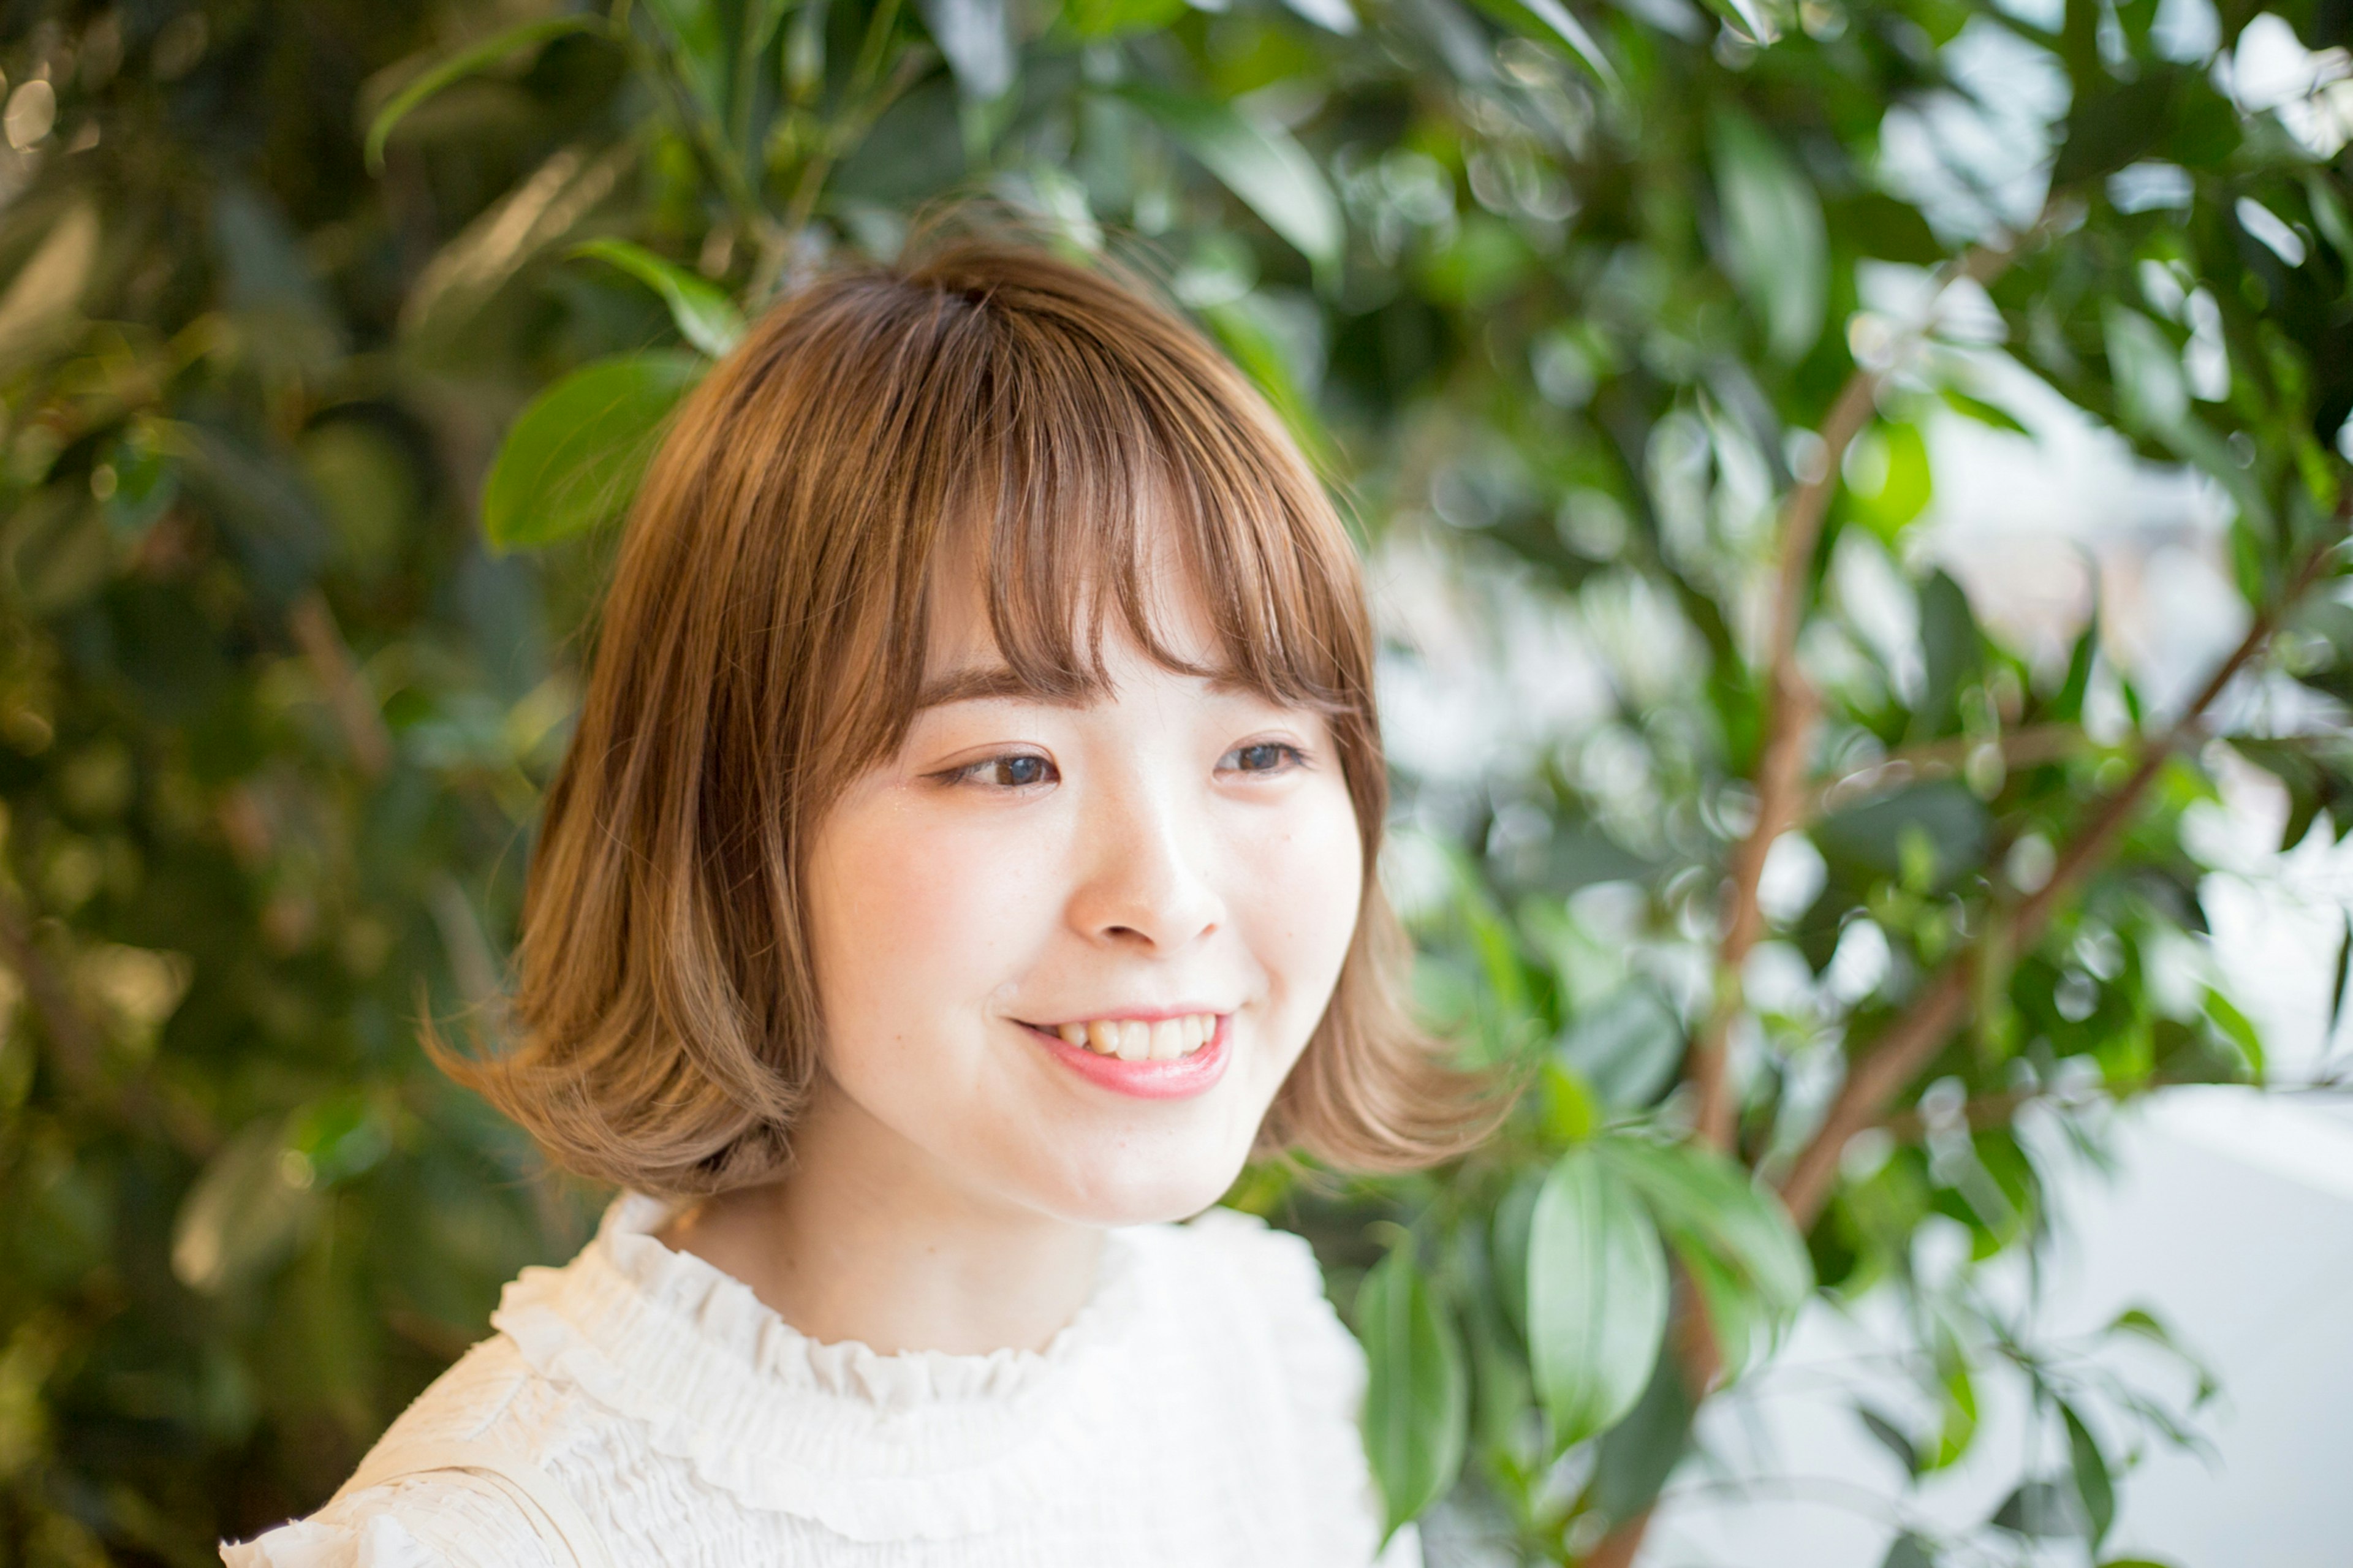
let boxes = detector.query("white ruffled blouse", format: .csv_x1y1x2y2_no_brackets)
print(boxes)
219,1194,1417,1568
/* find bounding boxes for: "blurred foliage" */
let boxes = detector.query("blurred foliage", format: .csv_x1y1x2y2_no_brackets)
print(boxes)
0,0,2347,1564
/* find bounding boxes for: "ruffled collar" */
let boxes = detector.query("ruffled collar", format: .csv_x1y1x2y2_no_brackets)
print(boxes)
574,1191,1144,1411
487,1192,1160,1540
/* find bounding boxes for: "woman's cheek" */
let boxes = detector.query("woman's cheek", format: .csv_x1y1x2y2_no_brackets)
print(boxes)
834,804,1059,1012
1238,782,1362,1037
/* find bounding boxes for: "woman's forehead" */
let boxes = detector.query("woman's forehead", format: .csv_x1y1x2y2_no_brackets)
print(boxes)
911,618,1241,725
917,487,1226,692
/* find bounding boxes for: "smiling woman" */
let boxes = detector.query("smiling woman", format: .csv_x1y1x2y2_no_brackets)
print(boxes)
784,536,1368,1244
469,225,1486,1198
216,224,1495,1567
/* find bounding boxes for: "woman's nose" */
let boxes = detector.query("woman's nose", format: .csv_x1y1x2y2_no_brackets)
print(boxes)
1064,775,1226,953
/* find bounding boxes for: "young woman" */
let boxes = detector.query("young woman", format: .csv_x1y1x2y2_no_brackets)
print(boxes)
222,225,1490,1567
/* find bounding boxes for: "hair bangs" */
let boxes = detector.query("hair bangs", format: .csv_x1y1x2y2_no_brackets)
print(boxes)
843,281,1364,775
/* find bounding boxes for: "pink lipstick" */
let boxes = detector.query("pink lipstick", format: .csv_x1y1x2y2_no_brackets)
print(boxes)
1026,1015,1232,1100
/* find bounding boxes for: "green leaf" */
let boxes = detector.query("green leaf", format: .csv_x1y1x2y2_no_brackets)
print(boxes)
1491,1171,1543,1344
480,351,705,551
1696,0,1793,43
2053,609,2100,724
1421,216,1537,311
1814,781,1990,890
365,16,606,173
745,0,796,57
1356,1246,1469,1540
2200,987,2264,1081
2234,738,2353,852
1526,1146,1670,1449
284,1091,391,1186
2052,70,2183,189
1539,1061,1600,1145
1114,86,1343,285
2062,1401,2116,1548
6,487,108,615
2327,911,2351,1039
1590,1349,1694,1523
917,0,1015,99
1461,0,1617,88
0,200,99,374
1446,844,1530,1021
572,238,746,357
1557,985,1684,1111
1938,386,2031,436
1991,1478,2082,1537
96,426,178,542
1848,421,1934,539
1882,1534,1938,1568
1929,1353,1977,1469
2305,172,2353,265
1856,1404,1922,1477
784,0,828,100
1916,570,1981,738
1710,109,1827,363
1670,1233,1760,1376
2160,415,2275,548
170,1118,325,1295
1598,1135,1813,1322
1066,0,1189,37
1463,1284,1534,1460
640,0,731,115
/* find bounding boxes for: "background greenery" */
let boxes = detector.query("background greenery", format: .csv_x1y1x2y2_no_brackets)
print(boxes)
0,0,2347,1562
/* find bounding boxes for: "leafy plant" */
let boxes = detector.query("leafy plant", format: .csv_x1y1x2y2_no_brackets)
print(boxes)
0,0,2346,1563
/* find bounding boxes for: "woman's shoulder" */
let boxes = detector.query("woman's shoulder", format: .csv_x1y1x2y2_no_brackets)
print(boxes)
1134,1207,1422,1566
217,1471,564,1568
1141,1205,1367,1407
218,1336,595,1568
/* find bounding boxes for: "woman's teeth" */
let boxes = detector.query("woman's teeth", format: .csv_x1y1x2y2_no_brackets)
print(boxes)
1054,1014,1217,1062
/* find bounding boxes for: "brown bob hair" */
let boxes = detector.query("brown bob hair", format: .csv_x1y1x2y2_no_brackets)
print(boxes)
445,219,1494,1198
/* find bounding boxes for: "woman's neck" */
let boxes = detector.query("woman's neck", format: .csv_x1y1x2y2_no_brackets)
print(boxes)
653,1076,1105,1358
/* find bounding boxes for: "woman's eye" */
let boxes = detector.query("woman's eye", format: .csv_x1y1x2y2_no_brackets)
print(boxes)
964,753,1054,788
1224,741,1303,775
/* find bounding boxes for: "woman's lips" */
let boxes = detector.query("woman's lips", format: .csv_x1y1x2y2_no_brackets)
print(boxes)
1025,1014,1232,1100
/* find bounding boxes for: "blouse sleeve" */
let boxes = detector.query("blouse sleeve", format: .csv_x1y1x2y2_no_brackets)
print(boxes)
220,1473,567,1568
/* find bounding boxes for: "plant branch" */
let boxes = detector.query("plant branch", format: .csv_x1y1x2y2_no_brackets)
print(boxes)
1688,225,2037,1151
1688,384,1870,1151
731,0,776,161
1778,531,2346,1228
1610,205,2066,1568
1870,1068,2353,1142
772,40,928,296
789,0,914,232
1583,1509,1651,1568
1878,1083,2048,1140
1811,723,2090,819
624,11,768,233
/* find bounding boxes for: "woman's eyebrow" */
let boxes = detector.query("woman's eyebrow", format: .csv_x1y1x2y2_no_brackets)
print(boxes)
913,664,1089,711
912,662,1268,712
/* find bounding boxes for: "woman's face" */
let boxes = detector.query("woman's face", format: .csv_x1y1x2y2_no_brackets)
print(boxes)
801,558,1365,1228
